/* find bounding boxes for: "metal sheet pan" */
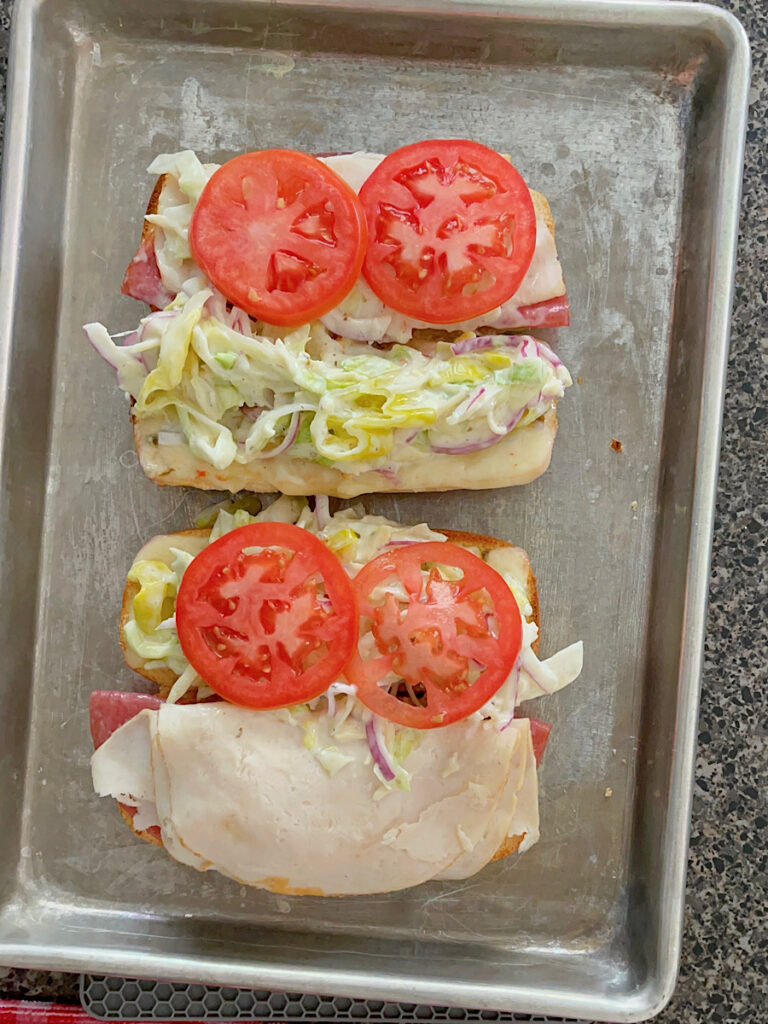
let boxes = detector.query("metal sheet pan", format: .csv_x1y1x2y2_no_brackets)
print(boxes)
0,0,749,1020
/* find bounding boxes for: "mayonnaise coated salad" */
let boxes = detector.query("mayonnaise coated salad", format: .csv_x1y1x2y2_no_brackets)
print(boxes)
85,151,573,478
124,495,583,794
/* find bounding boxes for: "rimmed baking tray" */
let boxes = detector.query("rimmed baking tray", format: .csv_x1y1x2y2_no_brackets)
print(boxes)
0,0,749,1020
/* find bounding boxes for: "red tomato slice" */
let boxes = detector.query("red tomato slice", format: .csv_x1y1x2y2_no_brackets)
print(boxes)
189,150,367,327
528,718,552,765
344,542,522,728
359,140,537,324
175,523,358,708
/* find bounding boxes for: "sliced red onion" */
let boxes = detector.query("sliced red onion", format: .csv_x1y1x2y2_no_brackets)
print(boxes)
242,405,262,421
84,324,142,378
376,467,398,481
520,649,554,695
205,291,228,322
325,681,357,717
450,334,495,356
114,329,138,346
431,432,505,456
84,324,119,371
365,715,396,782
497,659,522,727
257,411,300,460
533,339,563,368
232,309,253,335
404,430,420,444
136,309,179,345
505,408,524,432
465,386,486,412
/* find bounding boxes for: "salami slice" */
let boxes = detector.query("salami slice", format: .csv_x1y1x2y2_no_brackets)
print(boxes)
120,236,174,309
89,690,162,749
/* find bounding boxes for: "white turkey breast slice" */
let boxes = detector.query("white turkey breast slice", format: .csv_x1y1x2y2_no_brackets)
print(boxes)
91,703,538,895
436,719,539,881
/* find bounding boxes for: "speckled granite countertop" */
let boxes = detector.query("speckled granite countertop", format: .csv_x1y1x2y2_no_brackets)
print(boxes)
0,0,765,1019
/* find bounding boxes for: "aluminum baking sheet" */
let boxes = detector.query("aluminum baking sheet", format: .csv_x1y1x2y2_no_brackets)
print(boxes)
0,0,749,1021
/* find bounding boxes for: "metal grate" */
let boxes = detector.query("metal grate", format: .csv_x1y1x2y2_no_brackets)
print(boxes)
80,976,589,1022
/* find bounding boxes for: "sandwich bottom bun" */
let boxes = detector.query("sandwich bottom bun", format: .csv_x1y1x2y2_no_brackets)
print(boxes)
132,407,558,498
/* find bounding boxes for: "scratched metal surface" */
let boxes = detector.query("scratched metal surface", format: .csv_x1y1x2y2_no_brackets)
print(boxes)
0,0,749,1019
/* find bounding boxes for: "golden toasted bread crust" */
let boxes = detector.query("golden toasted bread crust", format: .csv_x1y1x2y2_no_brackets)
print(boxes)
491,833,525,862
531,188,555,238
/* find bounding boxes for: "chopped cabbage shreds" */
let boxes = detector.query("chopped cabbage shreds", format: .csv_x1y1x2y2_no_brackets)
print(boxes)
314,746,356,776
166,663,202,705
147,150,216,204
89,149,573,476
89,306,572,478
517,641,584,703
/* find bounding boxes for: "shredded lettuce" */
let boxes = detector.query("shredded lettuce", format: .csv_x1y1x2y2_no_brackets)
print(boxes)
314,746,356,776
90,297,571,476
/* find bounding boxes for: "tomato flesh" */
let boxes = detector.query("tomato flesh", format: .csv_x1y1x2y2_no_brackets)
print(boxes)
345,542,522,728
175,523,357,708
359,140,537,324
189,150,367,327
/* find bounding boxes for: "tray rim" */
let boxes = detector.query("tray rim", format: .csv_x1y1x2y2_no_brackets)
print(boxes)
0,0,750,1020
